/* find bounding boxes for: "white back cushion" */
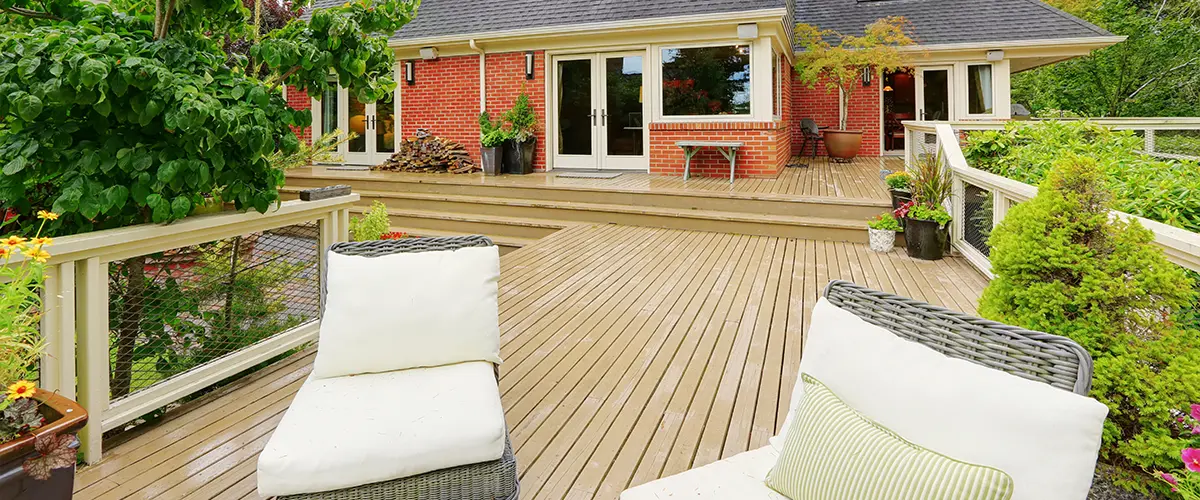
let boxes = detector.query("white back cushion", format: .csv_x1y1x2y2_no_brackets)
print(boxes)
774,298,1107,500
312,245,503,379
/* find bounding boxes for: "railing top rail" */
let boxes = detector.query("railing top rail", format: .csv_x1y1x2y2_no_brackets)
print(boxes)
932,124,1200,272
904,117,1200,131
11,194,359,266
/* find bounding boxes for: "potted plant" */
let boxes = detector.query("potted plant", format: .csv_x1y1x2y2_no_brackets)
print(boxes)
866,212,901,252
0,211,88,500
478,112,507,176
895,201,951,260
794,17,915,161
884,171,913,210
501,91,538,175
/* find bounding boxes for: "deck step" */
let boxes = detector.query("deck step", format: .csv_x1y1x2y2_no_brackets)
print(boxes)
284,173,889,220
348,189,871,243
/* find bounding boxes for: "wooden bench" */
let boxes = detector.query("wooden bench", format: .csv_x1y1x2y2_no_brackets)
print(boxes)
675,140,744,183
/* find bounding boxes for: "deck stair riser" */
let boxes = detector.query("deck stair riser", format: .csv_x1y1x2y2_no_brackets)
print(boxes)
284,174,888,221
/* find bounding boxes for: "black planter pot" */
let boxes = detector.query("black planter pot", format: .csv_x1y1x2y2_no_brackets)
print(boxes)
0,392,88,500
903,217,949,260
481,145,503,176
502,138,536,175
889,189,912,211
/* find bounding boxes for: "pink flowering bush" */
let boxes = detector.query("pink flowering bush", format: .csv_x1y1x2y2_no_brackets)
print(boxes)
1158,404,1200,499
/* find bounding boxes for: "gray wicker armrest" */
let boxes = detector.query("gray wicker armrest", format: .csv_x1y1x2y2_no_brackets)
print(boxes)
822,280,1094,395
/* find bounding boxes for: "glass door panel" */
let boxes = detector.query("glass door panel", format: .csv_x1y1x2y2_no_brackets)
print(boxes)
557,59,594,157
347,94,368,153
375,93,396,156
919,68,951,121
604,55,644,157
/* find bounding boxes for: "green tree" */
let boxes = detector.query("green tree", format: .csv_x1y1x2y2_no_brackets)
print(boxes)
794,16,916,131
979,156,1198,492
1013,0,1200,117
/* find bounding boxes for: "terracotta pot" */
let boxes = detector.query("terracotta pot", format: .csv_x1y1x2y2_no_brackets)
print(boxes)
823,130,863,161
0,391,88,500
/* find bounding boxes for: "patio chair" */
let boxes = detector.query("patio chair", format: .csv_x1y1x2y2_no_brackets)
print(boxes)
621,280,1107,500
257,235,519,500
796,118,824,166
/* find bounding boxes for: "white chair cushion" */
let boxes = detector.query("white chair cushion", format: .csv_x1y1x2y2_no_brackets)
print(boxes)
312,245,503,379
620,446,786,500
771,298,1107,500
257,361,507,497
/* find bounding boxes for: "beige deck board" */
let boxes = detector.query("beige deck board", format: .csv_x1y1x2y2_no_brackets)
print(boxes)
78,223,985,500
290,156,899,205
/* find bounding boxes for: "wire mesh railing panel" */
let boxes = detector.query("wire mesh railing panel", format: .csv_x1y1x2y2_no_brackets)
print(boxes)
1152,130,1200,160
962,183,994,257
106,222,320,400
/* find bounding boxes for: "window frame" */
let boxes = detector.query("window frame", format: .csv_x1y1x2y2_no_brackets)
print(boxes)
655,40,755,122
772,48,782,120
964,62,996,118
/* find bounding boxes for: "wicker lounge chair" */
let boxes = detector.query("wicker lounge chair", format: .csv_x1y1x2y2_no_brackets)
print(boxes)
621,280,1102,500
263,235,519,500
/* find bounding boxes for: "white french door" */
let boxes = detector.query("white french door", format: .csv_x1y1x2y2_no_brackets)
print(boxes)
552,52,648,171
916,66,953,122
333,87,397,165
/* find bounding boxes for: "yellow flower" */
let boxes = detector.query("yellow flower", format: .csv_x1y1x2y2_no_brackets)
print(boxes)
1,235,26,248
0,247,10,259
30,237,53,247
22,247,50,263
6,381,36,401
37,211,58,221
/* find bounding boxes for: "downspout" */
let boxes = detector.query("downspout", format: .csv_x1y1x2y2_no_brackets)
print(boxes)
469,39,486,113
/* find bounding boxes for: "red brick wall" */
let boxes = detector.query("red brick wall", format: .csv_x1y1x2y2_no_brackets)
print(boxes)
649,122,789,178
398,55,482,162
485,51,547,171
791,71,881,157
285,85,312,145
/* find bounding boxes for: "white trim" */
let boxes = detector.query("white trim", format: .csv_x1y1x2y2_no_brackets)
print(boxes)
899,36,1126,53
963,62,998,118
387,9,788,48
655,40,756,122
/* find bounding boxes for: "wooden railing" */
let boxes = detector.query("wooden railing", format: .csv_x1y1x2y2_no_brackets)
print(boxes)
24,194,356,463
902,121,1200,277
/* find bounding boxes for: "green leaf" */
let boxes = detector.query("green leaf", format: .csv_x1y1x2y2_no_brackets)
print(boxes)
171,196,191,219
3,156,27,175
230,85,245,100
79,58,109,88
249,86,268,108
157,160,180,183
146,194,170,222
15,94,43,121
52,186,83,214
104,185,129,211
17,58,40,81
131,151,153,172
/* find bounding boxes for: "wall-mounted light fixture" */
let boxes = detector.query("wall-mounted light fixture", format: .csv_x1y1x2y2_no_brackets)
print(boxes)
525,51,535,80
986,49,1005,61
404,61,415,85
419,46,439,60
736,23,759,39
861,67,873,87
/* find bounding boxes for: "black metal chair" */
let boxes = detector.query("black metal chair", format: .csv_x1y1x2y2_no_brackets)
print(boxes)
796,118,824,167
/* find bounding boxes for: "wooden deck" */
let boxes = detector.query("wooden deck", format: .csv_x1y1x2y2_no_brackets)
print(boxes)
74,223,986,500
290,155,900,204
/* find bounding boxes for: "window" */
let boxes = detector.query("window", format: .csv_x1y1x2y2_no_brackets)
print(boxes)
772,50,781,118
320,84,339,137
661,45,750,116
967,64,994,115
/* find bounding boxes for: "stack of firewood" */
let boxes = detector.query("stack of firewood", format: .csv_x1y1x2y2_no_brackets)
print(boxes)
375,129,479,174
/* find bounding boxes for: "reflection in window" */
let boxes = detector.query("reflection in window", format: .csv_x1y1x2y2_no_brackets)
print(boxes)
661,45,750,116
967,64,993,115
772,50,781,118
321,87,338,137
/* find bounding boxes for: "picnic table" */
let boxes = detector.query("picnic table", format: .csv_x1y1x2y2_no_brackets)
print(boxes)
676,140,744,184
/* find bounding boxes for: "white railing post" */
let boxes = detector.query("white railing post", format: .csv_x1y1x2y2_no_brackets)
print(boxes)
1144,129,1156,155
39,263,77,400
76,257,110,464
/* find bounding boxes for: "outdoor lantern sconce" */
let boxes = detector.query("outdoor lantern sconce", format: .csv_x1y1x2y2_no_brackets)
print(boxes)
404,61,415,86
525,51,535,80
861,67,872,87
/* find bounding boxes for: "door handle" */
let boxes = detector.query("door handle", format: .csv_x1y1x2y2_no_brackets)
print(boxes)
601,109,607,126
370,115,376,130
590,109,596,126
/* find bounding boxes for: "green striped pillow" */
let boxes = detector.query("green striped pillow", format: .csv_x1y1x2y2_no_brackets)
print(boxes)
766,374,1014,500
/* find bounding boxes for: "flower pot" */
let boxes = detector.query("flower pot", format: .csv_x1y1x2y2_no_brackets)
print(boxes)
480,145,502,176
823,130,863,162
889,189,912,211
867,228,896,252
0,392,88,500
502,138,536,175
903,217,949,260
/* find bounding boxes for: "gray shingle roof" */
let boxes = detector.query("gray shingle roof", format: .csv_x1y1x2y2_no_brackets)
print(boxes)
797,0,1113,46
306,0,788,41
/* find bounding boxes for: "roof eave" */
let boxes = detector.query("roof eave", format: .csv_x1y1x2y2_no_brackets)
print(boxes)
898,35,1126,54
387,7,789,48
